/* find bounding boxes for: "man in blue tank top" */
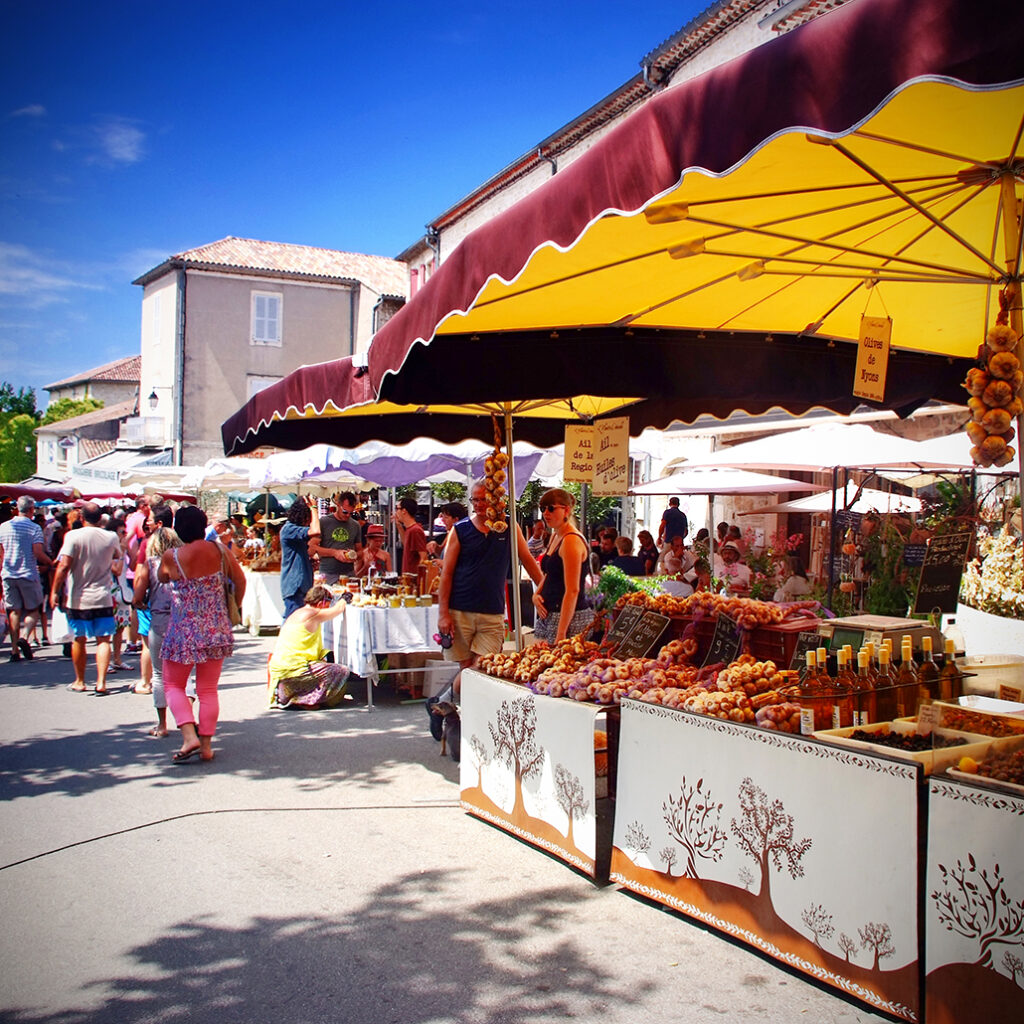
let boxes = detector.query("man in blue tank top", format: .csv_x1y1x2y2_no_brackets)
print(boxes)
437,482,543,695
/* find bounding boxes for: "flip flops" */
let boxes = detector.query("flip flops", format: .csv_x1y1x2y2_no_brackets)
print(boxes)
172,746,201,763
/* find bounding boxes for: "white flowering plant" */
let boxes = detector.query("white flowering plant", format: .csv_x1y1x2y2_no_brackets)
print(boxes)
959,530,1024,620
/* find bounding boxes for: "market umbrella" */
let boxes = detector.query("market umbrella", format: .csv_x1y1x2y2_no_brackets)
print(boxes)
629,466,824,497
0,483,79,503
737,481,923,516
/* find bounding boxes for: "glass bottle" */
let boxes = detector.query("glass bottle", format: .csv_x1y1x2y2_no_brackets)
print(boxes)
816,646,832,682
799,650,830,734
852,649,877,726
831,648,856,729
863,641,879,685
895,638,919,719
937,637,962,702
875,645,898,722
917,635,940,705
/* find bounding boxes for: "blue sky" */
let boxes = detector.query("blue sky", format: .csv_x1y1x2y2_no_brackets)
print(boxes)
1,0,705,401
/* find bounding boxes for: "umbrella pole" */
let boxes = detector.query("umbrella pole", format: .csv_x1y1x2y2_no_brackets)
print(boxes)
826,467,838,609
504,405,524,652
997,178,1024,496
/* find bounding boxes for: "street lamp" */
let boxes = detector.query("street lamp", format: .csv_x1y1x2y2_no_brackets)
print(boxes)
148,389,159,411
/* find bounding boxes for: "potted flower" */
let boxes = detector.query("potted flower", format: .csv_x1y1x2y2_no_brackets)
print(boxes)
957,529,1024,655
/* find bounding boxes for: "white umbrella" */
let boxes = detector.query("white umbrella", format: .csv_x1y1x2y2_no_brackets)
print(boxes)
738,482,922,516
682,422,972,473
630,466,823,497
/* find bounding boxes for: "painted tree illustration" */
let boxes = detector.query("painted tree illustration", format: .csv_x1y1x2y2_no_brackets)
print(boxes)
730,777,812,902
859,922,895,971
623,819,652,859
662,776,727,878
931,854,1024,968
553,764,589,847
488,697,545,818
468,733,490,789
659,846,678,877
1002,950,1023,985
801,903,835,947
738,865,755,892
838,932,858,963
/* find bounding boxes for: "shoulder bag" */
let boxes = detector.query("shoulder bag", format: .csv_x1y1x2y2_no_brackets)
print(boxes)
218,542,243,627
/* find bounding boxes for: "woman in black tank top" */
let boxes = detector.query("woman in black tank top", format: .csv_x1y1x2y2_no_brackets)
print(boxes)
532,488,590,643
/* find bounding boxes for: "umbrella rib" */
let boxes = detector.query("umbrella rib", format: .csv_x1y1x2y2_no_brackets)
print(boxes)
849,129,1002,170
826,139,1006,276
686,212,998,281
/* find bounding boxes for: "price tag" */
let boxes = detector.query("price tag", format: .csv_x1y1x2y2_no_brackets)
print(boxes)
615,611,671,661
916,703,941,735
789,630,822,671
603,604,644,653
702,612,743,668
998,683,1024,704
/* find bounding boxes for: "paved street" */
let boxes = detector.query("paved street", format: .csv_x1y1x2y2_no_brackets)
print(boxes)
1,634,888,1024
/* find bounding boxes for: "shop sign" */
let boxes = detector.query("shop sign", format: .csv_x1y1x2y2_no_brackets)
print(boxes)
563,425,593,482
853,314,891,402
592,416,629,496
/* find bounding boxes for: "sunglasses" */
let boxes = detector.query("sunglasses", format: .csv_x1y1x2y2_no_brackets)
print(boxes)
433,631,453,649
540,504,566,513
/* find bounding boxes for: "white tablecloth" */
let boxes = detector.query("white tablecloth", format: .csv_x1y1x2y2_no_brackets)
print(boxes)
241,570,284,635
328,603,439,679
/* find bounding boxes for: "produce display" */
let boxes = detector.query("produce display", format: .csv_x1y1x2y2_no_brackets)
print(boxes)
755,702,803,733
478,636,601,684
962,295,1021,467
847,727,969,752
614,590,819,629
957,747,1024,785
933,705,1024,737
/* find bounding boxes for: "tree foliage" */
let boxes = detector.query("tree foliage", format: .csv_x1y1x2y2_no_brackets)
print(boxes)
663,776,727,878
730,777,812,899
41,396,104,425
0,382,38,419
858,921,895,971
931,854,1024,967
0,414,39,482
801,903,835,947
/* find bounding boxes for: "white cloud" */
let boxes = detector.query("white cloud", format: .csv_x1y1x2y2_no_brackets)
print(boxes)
93,117,145,164
9,104,46,118
0,242,102,307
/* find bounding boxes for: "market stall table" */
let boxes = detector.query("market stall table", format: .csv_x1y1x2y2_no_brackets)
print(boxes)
459,668,614,881
240,569,284,635
610,699,923,1021
327,602,439,712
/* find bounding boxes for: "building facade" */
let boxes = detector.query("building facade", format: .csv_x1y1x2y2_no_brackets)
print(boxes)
133,237,408,465
402,0,850,280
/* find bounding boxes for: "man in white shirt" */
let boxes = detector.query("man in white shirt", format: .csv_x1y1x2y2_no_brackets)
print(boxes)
0,496,52,661
50,502,123,693
715,541,751,592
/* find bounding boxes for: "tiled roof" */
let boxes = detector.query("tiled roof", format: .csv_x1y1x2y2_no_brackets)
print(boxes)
135,236,409,298
44,355,141,392
78,438,117,462
34,397,138,435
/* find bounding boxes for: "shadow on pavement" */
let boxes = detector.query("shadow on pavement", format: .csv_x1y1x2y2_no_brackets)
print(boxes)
0,870,646,1024
1,639,458,803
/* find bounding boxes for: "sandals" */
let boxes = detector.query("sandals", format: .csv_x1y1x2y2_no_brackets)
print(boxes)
172,746,201,763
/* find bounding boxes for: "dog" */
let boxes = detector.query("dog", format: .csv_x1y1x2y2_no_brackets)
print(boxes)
430,701,461,762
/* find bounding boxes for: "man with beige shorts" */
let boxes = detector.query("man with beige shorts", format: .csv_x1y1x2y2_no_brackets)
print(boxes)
437,482,542,695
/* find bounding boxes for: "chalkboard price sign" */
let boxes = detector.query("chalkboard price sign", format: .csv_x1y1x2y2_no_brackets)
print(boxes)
615,611,671,661
903,543,927,567
912,531,972,615
603,604,644,653
789,630,823,671
702,612,743,668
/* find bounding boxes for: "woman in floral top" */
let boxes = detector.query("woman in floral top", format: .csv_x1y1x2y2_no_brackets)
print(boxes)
159,505,245,763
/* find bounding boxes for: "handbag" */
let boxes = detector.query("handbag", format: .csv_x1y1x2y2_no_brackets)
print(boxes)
218,543,243,627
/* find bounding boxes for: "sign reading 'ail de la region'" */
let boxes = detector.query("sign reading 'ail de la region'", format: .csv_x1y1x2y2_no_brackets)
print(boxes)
563,425,594,483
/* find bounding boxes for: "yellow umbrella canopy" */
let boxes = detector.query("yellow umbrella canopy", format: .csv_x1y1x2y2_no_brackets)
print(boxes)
367,0,1024,423
453,79,1023,357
